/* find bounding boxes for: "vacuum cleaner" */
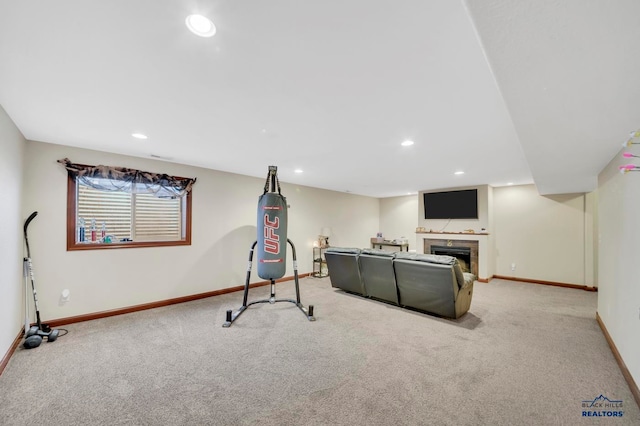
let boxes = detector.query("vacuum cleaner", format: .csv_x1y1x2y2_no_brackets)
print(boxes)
23,211,61,349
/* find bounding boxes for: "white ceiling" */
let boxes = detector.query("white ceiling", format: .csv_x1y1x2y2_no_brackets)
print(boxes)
1,0,639,198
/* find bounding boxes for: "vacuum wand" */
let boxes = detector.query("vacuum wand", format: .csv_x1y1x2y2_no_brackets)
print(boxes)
23,211,61,348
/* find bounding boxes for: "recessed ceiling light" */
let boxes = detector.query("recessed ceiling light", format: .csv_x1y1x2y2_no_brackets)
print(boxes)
507,182,514,186
185,14,216,38
454,171,465,175
401,140,414,147
294,169,303,174
132,133,148,140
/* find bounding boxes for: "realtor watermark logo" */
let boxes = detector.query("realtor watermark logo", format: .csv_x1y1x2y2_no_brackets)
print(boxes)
581,394,624,418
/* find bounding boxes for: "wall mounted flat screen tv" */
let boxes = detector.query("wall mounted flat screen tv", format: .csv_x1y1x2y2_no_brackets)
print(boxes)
424,189,478,219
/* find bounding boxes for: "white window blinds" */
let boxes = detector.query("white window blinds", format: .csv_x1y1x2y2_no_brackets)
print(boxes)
77,182,183,243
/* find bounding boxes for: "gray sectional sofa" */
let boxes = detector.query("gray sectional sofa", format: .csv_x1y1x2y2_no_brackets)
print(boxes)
324,248,475,319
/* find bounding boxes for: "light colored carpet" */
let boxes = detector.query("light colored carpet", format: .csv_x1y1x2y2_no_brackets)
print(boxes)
1,277,638,425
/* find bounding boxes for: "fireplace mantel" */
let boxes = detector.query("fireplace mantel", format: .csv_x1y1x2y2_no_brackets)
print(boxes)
416,231,489,235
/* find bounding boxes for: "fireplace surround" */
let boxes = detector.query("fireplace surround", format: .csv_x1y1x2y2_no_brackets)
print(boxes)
423,238,479,277
431,245,472,273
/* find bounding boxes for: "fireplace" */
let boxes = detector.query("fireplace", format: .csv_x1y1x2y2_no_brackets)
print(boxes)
423,239,479,277
431,246,471,273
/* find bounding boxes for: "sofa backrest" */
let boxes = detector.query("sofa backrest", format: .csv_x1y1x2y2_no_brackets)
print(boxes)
395,252,469,291
325,247,362,255
324,248,366,295
360,248,395,257
394,252,456,265
358,249,398,304
393,256,459,318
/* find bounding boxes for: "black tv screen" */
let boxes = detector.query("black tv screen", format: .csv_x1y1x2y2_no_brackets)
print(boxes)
424,189,478,219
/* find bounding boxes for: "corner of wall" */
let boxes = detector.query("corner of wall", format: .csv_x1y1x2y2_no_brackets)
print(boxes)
0,104,27,367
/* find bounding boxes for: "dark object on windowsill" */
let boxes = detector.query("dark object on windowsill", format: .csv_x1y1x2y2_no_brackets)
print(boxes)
120,238,132,242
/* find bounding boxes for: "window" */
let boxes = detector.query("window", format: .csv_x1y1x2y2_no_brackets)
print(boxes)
62,159,194,250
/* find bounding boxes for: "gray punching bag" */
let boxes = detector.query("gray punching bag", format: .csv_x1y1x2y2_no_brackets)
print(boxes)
257,168,287,279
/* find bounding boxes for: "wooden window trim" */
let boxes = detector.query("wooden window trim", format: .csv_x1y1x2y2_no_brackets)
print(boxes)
66,173,192,251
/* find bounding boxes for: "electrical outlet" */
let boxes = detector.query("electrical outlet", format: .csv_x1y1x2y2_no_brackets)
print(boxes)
511,263,516,271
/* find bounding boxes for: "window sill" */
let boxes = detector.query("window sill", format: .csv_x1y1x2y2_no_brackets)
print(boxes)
67,240,191,251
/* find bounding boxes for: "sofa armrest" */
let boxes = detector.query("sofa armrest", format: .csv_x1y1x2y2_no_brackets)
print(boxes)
461,272,475,289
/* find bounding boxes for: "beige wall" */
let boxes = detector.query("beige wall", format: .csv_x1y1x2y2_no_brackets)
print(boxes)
382,183,592,285
378,195,418,250
22,141,379,321
0,105,26,358
487,186,496,278
584,190,598,287
493,185,588,285
597,149,640,387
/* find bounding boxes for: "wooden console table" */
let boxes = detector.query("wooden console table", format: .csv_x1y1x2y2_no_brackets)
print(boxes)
370,238,409,252
415,231,489,235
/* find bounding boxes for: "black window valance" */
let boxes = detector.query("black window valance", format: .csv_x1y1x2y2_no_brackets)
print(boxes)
57,158,196,198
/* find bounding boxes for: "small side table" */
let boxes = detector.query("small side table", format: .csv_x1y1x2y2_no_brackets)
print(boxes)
313,246,328,277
